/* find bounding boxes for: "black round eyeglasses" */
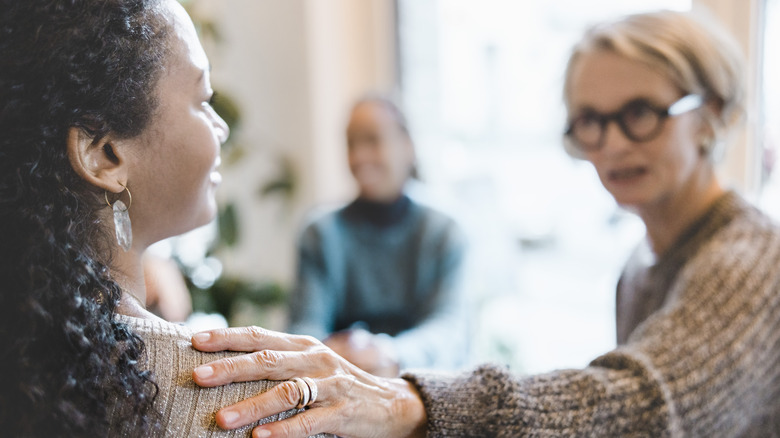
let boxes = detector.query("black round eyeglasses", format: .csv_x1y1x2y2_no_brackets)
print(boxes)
564,94,703,153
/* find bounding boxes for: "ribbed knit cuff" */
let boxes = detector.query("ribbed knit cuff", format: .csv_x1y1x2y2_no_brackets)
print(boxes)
402,365,514,437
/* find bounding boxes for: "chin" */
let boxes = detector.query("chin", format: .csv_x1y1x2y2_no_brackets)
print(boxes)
612,194,651,211
199,205,219,228
182,202,218,235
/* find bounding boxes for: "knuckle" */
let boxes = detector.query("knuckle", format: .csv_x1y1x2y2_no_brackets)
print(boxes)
219,356,240,376
316,348,342,369
252,349,280,369
246,325,268,342
243,397,266,421
297,334,320,348
278,381,300,407
312,349,334,366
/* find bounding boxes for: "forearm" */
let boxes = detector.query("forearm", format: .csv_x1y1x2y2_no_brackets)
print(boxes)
403,361,668,437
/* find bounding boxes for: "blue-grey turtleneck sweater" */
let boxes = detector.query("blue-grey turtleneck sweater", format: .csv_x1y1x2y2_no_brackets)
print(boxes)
288,195,468,370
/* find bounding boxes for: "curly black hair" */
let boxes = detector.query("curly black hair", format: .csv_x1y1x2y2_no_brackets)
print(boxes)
0,0,172,435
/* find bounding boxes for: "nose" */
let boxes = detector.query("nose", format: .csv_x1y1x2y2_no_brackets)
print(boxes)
348,141,370,163
599,119,632,154
212,109,230,145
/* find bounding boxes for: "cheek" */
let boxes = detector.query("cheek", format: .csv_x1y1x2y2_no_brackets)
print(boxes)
583,154,607,178
656,128,701,179
164,136,215,200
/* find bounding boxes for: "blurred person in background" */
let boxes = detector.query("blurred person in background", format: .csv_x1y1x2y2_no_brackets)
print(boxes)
287,96,470,377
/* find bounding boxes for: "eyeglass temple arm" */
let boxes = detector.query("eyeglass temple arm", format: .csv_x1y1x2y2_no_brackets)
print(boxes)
668,94,703,116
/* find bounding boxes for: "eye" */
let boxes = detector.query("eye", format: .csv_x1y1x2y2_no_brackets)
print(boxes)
571,110,601,132
622,100,656,124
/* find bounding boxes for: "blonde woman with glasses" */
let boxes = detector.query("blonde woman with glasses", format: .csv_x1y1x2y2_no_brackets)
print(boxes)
190,10,780,437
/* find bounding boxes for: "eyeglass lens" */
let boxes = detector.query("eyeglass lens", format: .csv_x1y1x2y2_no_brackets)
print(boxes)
569,100,664,151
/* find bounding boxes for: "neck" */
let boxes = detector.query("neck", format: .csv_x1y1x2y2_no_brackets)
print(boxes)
350,194,411,227
112,246,155,319
637,174,724,256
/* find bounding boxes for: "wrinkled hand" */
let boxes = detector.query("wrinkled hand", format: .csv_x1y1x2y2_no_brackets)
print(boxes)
191,326,426,438
324,328,399,377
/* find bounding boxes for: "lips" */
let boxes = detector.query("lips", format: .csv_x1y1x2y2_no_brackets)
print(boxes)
352,165,382,184
210,156,222,185
608,166,647,182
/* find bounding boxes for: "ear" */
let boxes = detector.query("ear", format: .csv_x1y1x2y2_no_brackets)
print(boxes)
66,127,129,193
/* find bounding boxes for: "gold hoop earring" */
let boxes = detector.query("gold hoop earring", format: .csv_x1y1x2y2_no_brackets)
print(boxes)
104,183,132,210
105,183,133,251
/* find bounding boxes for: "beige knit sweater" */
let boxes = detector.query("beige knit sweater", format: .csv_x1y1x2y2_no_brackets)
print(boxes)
405,192,780,437
110,315,331,438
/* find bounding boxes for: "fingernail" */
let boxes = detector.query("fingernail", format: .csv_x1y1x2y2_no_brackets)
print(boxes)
194,365,214,379
221,410,239,426
193,332,211,344
254,428,271,438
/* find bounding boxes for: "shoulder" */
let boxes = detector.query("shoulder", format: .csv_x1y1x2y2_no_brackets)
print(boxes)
699,195,779,261
117,316,315,437
409,199,464,238
118,315,271,372
297,203,350,243
675,195,780,297
301,203,345,231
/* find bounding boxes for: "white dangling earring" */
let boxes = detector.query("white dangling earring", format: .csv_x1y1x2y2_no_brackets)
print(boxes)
105,183,133,251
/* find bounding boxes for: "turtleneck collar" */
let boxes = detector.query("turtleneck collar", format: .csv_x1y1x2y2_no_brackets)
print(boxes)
344,195,412,228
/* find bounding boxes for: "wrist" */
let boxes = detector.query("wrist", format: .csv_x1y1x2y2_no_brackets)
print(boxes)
391,378,427,438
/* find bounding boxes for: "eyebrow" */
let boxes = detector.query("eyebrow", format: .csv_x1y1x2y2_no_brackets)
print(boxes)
574,96,659,113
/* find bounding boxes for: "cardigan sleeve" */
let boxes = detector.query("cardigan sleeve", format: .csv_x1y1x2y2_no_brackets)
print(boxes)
404,210,780,437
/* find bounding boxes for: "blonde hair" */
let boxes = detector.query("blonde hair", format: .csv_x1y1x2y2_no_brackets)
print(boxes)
563,10,746,157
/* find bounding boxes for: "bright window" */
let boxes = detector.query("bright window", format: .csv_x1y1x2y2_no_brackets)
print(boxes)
760,0,780,217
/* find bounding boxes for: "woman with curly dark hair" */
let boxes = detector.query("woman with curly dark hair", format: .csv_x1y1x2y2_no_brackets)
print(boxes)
0,1,328,436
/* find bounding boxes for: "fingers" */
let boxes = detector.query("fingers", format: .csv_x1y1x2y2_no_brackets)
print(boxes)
215,376,338,433
194,349,299,387
193,347,340,387
192,326,319,353
251,409,336,438
215,380,303,430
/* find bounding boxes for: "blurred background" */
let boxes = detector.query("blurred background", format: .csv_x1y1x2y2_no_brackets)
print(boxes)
161,0,777,375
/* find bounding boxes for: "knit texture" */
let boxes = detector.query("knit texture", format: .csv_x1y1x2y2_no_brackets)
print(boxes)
289,196,469,369
110,315,332,437
404,192,780,437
